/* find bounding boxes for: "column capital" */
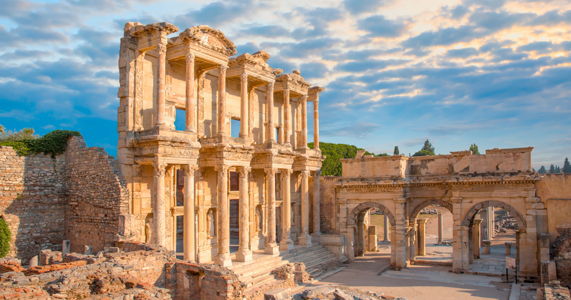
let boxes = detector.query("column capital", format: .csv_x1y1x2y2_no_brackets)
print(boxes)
281,168,293,175
240,71,248,81
219,64,228,71
185,51,195,60
265,167,277,176
153,162,167,177
157,42,167,54
239,166,251,177
215,165,229,173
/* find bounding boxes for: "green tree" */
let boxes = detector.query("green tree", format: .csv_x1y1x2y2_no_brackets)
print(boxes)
549,164,556,174
563,158,571,174
413,139,435,156
538,166,547,174
309,142,371,176
0,217,10,258
393,146,400,155
469,144,480,155
555,166,561,174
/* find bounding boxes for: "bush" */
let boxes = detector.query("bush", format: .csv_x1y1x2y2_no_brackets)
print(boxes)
0,217,10,258
0,129,80,157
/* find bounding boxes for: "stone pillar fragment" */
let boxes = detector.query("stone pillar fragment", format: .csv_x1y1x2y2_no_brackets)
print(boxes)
185,52,196,132
437,211,443,244
183,165,195,261
417,218,428,256
298,170,311,246
472,219,482,259
153,162,166,247
280,170,293,250
367,226,378,252
313,95,319,150
383,215,389,242
217,65,228,137
237,167,252,261
216,166,231,267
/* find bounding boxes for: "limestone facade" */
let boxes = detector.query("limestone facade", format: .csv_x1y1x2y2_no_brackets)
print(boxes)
116,22,323,266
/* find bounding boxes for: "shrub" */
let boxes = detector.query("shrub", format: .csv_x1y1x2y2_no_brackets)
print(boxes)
0,129,80,157
0,217,10,258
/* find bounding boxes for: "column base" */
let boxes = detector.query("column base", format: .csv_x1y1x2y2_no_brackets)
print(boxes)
298,234,312,247
265,243,280,255
236,249,253,262
216,253,232,267
311,233,321,243
279,239,294,251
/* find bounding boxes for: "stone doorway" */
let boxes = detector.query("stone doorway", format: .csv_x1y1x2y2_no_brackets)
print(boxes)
409,201,454,267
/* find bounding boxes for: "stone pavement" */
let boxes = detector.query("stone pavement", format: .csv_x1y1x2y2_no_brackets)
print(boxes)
315,252,511,300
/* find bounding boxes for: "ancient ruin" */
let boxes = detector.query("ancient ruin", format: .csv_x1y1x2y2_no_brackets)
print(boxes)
0,21,571,299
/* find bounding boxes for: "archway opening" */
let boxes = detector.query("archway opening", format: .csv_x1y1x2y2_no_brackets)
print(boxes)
353,207,394,261
464,202,524,277
412,205,454,265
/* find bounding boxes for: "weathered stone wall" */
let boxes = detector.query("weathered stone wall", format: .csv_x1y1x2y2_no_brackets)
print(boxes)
320,176,340,234
0,146,67,261
0,137,130,262
64,137,130,254
536,174,571,240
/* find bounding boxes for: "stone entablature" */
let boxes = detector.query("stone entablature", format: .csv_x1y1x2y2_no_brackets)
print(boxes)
341,147,533,178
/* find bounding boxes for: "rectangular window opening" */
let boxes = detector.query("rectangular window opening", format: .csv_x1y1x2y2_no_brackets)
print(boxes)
176,169,185,207
230,171,239,191
275,127,280,143
231,118,241,138
175,108,186,131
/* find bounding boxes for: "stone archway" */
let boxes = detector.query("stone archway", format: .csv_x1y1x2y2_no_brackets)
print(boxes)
348,202,396,259
408,199,453,261
461,200,526,230
459,200,527,274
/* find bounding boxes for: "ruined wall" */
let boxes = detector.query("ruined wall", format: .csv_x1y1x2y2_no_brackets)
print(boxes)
0,146,66,261
65,137,130,254
536,174,571,240
0,137,129,262
320,176,340,234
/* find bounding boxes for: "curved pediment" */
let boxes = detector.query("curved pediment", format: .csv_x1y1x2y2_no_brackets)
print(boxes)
179,25,237,57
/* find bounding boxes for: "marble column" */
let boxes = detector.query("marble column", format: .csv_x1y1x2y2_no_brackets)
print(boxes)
236,167,252,261
217,65,228,137
298,170,312,246
383,214,389,241
472,218,482,259
437,211,443,244
283,89,291,145
240,72,249,139
265,168,279,255
266,81,275,143
152,162,166,246
417,218,428,256
156,42,167,127
183,165,195,261
313,96,319,150
486,206,494,240
216,166,231,267
312,170,321,239
280,170,293,250
301,95,308,148
185,52,196,132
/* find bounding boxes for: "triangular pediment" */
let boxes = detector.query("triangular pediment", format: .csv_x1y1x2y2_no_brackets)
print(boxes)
179,25,237,56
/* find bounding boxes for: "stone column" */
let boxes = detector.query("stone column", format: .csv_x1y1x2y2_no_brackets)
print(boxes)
437,211,443,244
301,95,308,148
486,206,494,240
236,167,252,261
383,214,389,241
298,170,312,246
240,72,249,139
393,198,408,269
185,52,196,132
217,65,228,137
265,168,279,255
156,42,167,127
216,166,231,267
280,169,293,250
183,165,195,261
417,218,428,256
284,89,291,145
153,162,166,246
266,81,275,143
368,226,378,252
313,95,319,150
472,218,482,259
312,170,321,239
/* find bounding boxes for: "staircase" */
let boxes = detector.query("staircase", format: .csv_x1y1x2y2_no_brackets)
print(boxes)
229,244,340,297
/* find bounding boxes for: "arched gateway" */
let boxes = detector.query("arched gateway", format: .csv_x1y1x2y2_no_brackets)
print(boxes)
331,147,548,280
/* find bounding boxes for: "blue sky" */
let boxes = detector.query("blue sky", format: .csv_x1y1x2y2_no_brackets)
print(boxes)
1,0,570,168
